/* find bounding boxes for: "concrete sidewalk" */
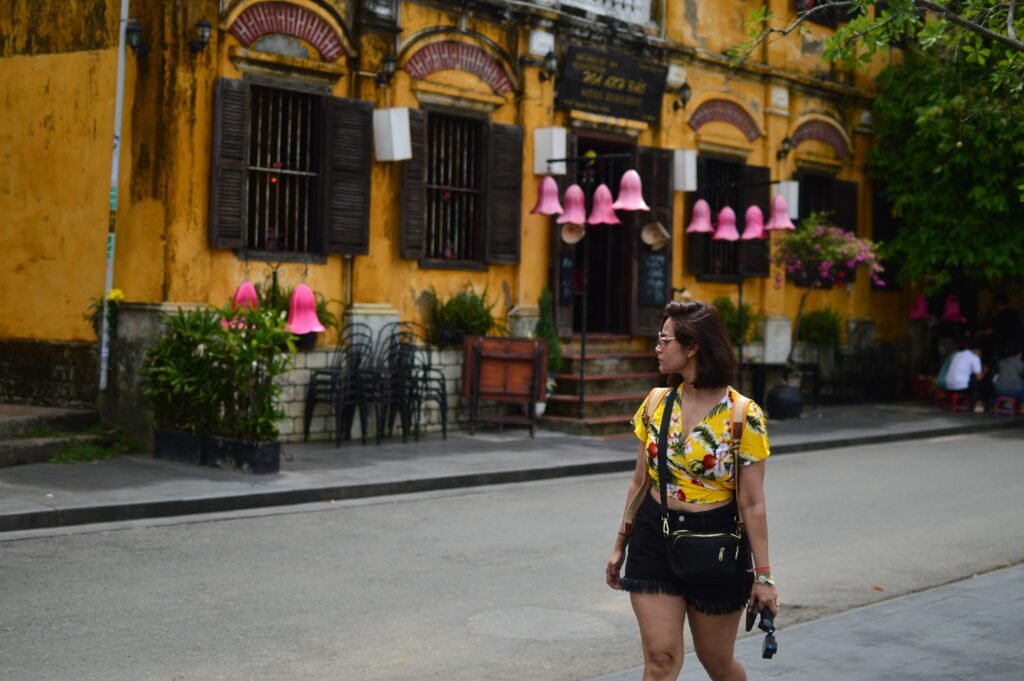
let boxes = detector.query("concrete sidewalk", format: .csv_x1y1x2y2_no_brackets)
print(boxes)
1,402,1020,533
587,563,1024,681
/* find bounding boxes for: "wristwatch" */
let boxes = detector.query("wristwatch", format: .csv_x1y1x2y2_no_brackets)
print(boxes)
756,575,776,586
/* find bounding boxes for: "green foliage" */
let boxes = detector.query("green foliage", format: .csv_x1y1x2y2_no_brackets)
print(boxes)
84,288,125,338
253,281,340,334
536,288,563,374
140,305,295,443
49,442,124,464
797,306,844,347
871,51,1024,291
425,285,506,347
712,296,763,347
734,2,1024,106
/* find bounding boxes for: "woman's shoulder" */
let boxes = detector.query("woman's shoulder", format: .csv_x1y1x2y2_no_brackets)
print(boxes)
727,387,767,422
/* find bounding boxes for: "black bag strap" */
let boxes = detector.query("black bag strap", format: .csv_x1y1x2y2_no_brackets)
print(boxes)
656,387,678,538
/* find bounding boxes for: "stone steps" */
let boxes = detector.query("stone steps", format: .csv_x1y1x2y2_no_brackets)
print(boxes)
553,371,662,396
0,404,106,467
545,391,648,419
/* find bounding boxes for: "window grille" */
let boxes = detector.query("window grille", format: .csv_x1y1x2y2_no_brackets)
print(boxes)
424,113,483,262
692,157,744,278
246,85,321,253
559,0,654,25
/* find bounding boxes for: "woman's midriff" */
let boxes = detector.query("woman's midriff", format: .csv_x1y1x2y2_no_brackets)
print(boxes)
647,487,733,513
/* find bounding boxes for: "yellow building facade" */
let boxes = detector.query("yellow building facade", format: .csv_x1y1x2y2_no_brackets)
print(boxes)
1,0,911,408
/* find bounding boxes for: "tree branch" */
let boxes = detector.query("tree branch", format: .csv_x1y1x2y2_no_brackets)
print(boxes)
917,1,1024,53
1009,0,1017,41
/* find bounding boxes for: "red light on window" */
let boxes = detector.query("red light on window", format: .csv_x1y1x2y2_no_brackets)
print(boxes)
270,177,278,184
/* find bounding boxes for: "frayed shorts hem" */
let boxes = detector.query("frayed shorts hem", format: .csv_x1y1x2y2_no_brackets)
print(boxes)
620,578,748,615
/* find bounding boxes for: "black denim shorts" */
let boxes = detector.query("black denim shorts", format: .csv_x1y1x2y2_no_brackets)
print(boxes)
621,494,754,615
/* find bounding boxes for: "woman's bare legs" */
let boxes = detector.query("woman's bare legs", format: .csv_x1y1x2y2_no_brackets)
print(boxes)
688,607,746,681
630,592,687,681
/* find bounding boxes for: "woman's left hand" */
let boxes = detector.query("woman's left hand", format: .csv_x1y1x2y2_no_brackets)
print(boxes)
749,582,779,618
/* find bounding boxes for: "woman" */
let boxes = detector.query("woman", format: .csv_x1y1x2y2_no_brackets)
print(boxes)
605,301,778,681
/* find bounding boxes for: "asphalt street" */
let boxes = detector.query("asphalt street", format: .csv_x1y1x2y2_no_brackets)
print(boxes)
2,429,1022,680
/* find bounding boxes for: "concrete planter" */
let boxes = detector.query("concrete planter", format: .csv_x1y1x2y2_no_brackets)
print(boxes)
152,429,204,465
204,436,281,475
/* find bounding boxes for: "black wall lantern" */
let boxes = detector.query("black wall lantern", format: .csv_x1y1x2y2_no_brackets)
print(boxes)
189,18,212,54
672,81,692,112
538,50,557,82
125,17,148,56
776,136,794,161
376,53,396,86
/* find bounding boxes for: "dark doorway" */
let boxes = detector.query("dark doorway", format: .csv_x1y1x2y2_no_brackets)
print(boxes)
571,136,636,334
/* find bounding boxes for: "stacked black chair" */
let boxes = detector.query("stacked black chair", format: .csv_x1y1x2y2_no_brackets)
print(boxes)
303,322,375,446
371,322,448,443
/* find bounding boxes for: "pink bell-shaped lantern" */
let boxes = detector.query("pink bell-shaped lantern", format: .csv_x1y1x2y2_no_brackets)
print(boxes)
611,170,651,211
765,195,795,231
530,176,563,216
556,184,587,225
712,207,740,241
587,184,621,225
221,281,259,329
686,199,714,234
285,284,326,334
939,294,966,324
908,294,930,321
741,205,766,240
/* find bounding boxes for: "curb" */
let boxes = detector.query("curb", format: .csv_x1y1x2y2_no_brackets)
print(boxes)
2,419,1021,533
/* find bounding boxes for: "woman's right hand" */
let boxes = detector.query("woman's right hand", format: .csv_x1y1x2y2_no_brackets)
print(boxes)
605,549,625,590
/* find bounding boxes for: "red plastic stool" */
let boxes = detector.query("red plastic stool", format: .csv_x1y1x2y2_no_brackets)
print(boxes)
993,395,1019,417
948,392,970,413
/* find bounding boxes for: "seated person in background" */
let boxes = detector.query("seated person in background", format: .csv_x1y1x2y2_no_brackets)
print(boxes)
993,351,1024,413
944,341,987,413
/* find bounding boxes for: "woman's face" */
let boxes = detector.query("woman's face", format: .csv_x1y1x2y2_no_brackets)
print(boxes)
657,318,696,375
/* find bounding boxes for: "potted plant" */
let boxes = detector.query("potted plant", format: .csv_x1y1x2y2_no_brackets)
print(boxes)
796,305,843,379
770,214,883,418
534,288,563,416
713,295,763,361
426,284,506,348
205,305,295,474
140,306,223,464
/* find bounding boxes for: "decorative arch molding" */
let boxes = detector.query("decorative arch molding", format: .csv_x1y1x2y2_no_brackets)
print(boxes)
224,0,354,61
789,115,851,160
687,96,764,142
399,29,518,94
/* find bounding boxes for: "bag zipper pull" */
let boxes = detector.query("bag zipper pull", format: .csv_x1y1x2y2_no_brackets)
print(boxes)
662,516,669,537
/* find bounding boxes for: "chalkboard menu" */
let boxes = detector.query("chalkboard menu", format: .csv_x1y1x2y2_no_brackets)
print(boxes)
558,253,574,306
557,45,667,124
639,250,667,307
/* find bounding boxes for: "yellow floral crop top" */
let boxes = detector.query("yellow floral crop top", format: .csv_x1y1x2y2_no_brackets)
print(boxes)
632,386,771,504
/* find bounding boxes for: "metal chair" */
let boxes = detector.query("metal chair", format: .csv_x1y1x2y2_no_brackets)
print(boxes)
370,322,448,443
303,322,374,446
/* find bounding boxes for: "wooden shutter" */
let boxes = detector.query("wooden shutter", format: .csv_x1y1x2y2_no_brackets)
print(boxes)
209,78,249,250
551,133,577,336
833,180,859,233
399,108,426,259
632,146,674,336
322,96,372,255
486,122,523,264
740,164,771,277
834,179,859,282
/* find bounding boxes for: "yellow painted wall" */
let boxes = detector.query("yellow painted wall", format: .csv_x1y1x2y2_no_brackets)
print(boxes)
1,0,912,347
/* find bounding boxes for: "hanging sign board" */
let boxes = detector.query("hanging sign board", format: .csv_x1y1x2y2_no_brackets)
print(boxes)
557,45,667,124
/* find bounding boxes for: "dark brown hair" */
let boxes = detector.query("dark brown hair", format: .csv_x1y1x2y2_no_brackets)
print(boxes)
662,300,737,389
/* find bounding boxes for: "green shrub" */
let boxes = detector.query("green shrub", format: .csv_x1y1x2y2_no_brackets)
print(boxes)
426,285,506,347
140,305,295,443
797,306,844,346
712,296,762,347
536,288,563,374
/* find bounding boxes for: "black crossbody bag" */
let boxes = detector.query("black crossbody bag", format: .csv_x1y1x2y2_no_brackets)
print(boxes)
654,387,751,580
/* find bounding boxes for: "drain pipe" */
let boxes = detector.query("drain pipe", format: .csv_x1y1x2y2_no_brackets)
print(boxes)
99,0,131,391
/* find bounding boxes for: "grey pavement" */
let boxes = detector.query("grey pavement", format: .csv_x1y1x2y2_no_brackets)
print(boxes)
589,564,1024,681
2,430,1022,680
1,401,1021,532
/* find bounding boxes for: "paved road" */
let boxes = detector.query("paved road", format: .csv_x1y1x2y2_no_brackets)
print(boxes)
591,564,1024,681
1,429,1022,680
